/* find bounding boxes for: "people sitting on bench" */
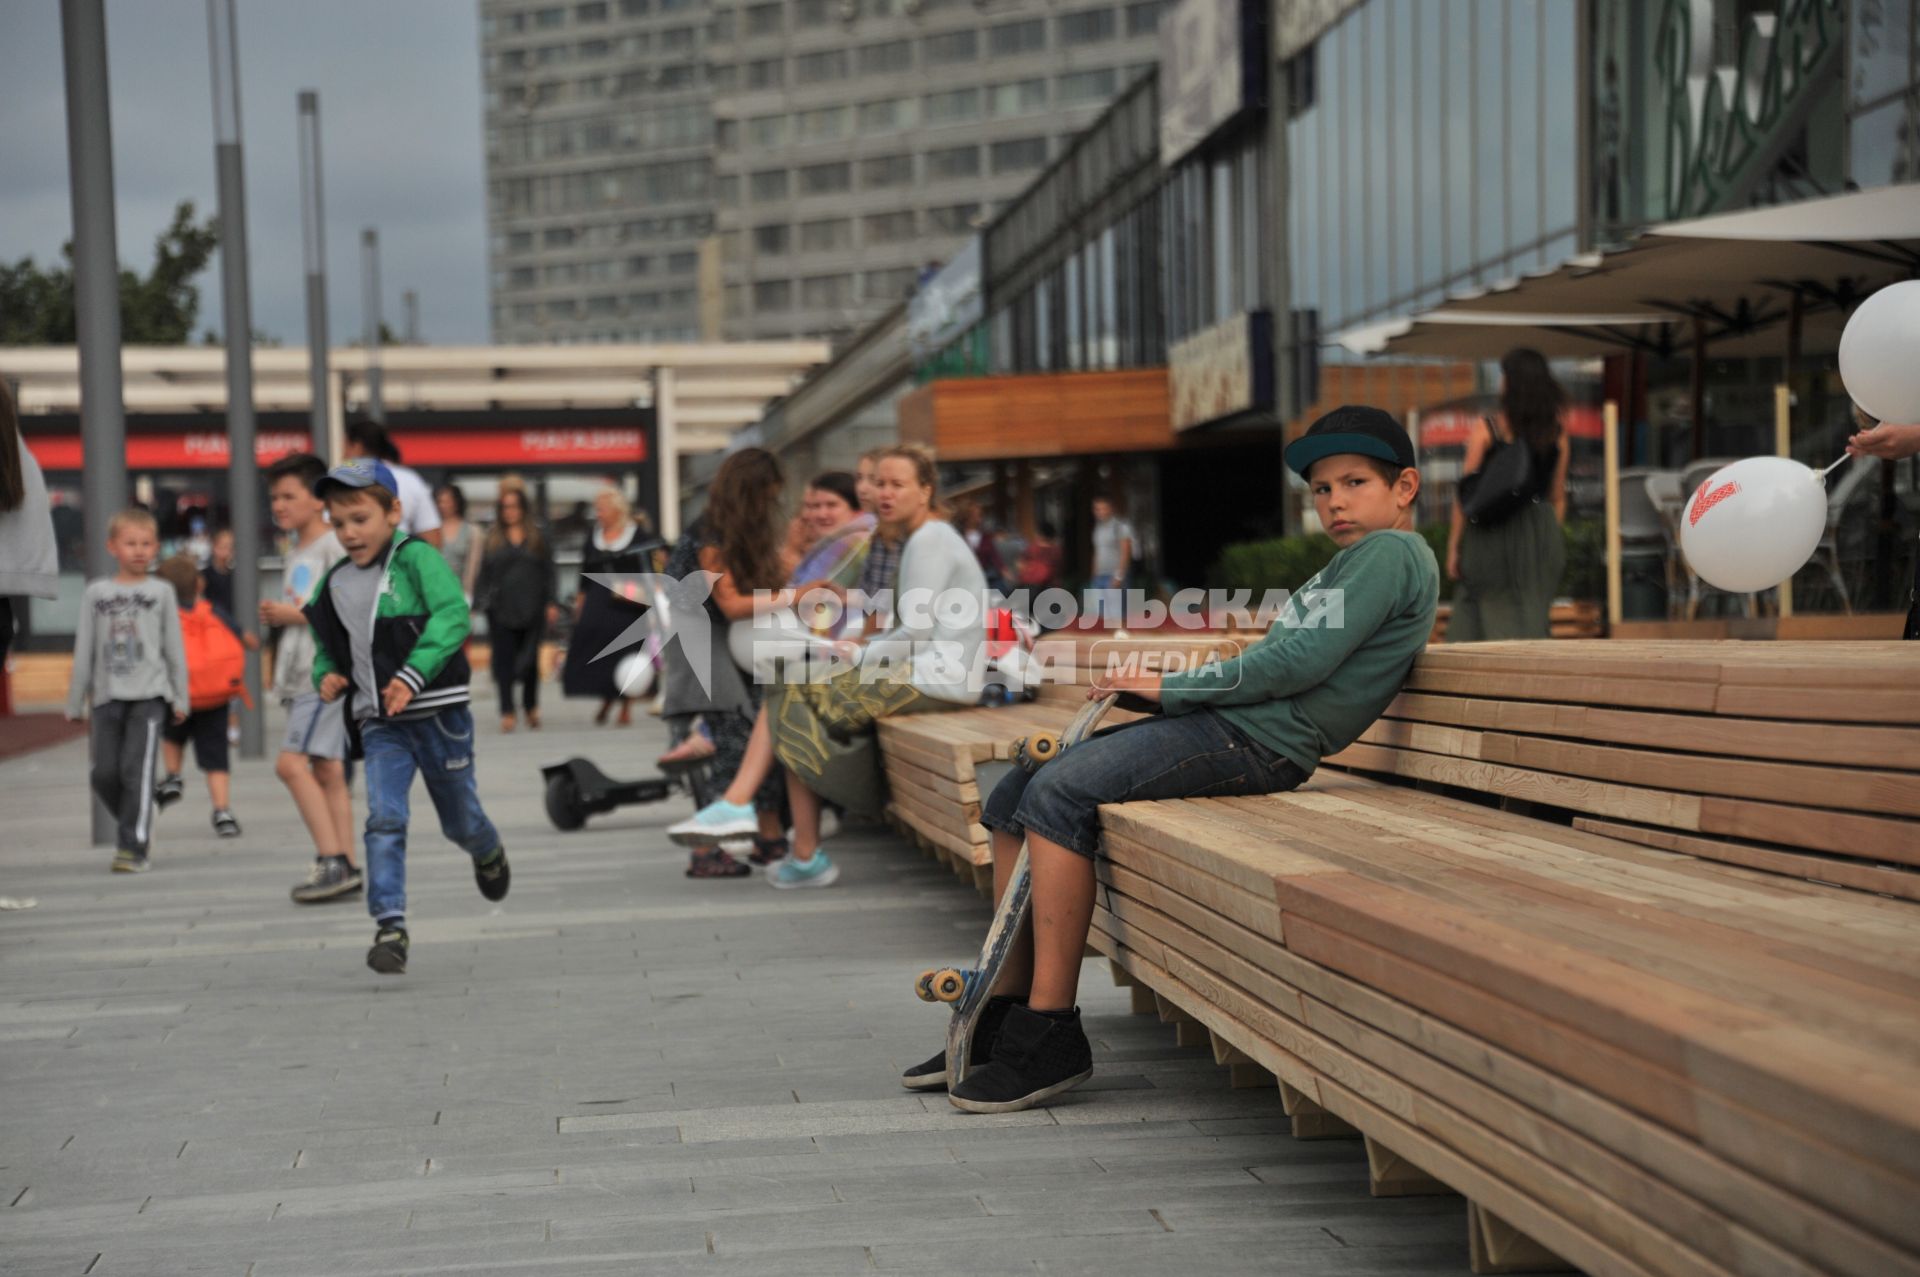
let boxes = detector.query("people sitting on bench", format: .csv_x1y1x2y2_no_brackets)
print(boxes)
763,447,990,890
922,406,1443,1114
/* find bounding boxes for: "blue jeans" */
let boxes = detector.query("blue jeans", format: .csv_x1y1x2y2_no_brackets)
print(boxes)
982,709,1308,857
360,705,501,922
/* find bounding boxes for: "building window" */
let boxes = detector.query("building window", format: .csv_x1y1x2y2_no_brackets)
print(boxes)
798,161,853,194
796,106,850,142
754,223,791,255
535,6,567,29
656,63,697,89
744,2,783,35
926,144,982,180
507,231,535,253
927,202,980,233
1124,0,1165,37
801,274,855,308
923,29,978,65
1056,8,1115,45
1056,67,1117,104
989,19,1046,56
751,168,790,200
578,38,611,58
626,255,653,276
544,226,577,248
990,78,1047,117
748,114,787,147
800,218,854,252
753,279,793,311
858,97,917,133
863,267,917,299
746,57,783,89
796,49,850,83
659,25,697,51
710,8,736,39
509,267,538,288
923,87,982,125
795,0,832,25
858,39,914,75
620,0,650,14
716,175,741,206
990,136,1048,173
667,250,700,273
863,210,917,243
860,153,915,187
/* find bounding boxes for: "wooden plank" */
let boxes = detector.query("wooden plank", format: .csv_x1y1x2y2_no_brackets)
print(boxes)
1471,1202,1578,1274
1366,1136,1456,1197
1569,818,1920,904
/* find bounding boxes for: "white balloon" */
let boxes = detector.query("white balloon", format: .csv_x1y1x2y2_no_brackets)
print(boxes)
1840,280,1920,424
614,649,655,698
1678,456,1828,594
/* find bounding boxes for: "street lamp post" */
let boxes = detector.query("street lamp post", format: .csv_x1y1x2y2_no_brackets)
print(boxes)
362,229,385,421
298,90,332,465
60,0,128,846
207,0,264,759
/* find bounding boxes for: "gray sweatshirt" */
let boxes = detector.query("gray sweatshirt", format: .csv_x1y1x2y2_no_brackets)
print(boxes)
0,440,58,599
66,578,190,719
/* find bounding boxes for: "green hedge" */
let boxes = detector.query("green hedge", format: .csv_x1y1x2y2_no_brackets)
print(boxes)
1210,519,1605,604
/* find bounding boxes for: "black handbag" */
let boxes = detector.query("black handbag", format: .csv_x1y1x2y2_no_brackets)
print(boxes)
1458,418,1538,526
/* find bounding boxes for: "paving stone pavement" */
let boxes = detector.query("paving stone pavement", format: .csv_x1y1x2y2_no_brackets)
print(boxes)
1,698,1476,1275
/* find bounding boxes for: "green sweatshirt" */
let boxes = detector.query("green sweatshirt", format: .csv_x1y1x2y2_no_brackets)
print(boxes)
1158,529,1439,775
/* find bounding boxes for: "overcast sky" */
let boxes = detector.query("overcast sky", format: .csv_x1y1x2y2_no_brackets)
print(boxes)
0,0,490,345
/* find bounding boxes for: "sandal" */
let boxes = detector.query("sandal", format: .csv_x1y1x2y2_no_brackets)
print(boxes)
500,714,517,734
685,848,750,878
748,836,789,867
617,699,633,727
527,708,542,731
595,700,614,726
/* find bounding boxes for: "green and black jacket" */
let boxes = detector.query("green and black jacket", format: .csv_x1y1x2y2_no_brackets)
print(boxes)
304,532,472,735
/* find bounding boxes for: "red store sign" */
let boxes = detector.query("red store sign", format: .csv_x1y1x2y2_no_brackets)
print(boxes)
28,425,649,471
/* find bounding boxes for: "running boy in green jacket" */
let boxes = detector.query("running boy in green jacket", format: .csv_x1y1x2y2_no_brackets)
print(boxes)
305,460,511,975
916,406,1440,1113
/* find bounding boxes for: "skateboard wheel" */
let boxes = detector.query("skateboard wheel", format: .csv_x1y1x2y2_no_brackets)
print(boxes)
1026,733,1060,765
931,969,967,1003
914,970,939,1002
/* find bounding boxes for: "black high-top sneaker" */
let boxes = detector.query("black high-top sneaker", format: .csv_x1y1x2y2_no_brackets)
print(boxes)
900,995,1021,1092
366,925,409,975
947,1005,1093,1113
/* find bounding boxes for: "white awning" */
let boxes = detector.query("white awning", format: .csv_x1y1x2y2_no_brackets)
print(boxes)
1331,187,1920,360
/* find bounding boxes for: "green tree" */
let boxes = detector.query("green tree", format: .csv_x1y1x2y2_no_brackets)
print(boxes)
0,201,219,344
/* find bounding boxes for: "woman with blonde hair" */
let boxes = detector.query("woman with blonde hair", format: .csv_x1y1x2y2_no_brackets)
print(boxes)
563,485,661,726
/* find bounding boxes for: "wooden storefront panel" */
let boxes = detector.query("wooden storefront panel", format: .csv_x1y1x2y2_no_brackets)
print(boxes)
899,369,1173,461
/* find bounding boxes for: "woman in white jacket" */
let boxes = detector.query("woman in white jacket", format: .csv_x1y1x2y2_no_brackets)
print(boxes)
0,381,59,677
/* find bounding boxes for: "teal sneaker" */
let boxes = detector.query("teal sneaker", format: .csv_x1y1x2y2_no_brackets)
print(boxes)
667,799,759,847
767,850,840,890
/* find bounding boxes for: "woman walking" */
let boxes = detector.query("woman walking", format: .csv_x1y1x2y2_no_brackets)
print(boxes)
476,481,556,732
563,487,660,727
433,483,483,598
1446,347,1571,641
0,381,59,674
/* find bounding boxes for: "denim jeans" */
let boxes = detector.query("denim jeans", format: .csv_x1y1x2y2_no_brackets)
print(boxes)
982,708,1308,857
360,704,501,922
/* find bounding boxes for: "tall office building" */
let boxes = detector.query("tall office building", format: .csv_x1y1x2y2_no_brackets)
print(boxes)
481,0,716,343
708,0,1170,344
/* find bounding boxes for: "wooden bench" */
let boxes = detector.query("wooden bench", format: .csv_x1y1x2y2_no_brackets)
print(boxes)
872,639,1920,1277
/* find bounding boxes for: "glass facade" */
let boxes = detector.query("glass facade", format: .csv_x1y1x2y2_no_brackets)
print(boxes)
1287,0,1583,356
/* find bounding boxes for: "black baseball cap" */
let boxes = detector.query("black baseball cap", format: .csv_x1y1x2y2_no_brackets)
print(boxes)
1283,405,1418,480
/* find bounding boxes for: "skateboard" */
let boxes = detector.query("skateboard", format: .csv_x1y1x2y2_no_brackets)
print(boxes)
914,692,1118,1089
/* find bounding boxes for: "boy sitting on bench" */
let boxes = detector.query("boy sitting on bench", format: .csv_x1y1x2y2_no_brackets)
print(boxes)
914,406,1441,1113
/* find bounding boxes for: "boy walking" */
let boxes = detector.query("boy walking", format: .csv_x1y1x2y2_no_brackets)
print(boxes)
915,407,1440,1112
259,452,361,903
66,509,190,873
304,460,510,974
152,555,247,838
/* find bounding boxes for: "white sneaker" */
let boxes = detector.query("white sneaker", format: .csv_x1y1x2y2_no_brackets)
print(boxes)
768,850,840,890
666,799,759,847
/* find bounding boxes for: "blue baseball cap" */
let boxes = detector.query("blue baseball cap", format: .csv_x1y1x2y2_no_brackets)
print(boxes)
1283,405,1418,480
312,458,399,500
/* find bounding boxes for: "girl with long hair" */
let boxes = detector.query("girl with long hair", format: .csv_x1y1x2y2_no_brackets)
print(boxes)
476,482,556,731
1446,347,1571,641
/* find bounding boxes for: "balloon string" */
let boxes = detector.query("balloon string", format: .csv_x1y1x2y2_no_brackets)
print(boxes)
1818,454,1850,478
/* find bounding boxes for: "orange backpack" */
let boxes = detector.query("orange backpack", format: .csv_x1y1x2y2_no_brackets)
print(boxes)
180,600,250,711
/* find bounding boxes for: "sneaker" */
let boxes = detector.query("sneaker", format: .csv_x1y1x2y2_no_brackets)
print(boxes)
111,849,151,874
474,847,511,902
767,850,840,890
901,995,1022,1091
154,774,184,809
212,809,241,839
948,1005,1093,1114
666,799,759,847
291,857,363,904
366,925,409,975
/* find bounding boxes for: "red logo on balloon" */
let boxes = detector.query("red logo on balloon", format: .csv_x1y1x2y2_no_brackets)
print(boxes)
1689,480,1740,527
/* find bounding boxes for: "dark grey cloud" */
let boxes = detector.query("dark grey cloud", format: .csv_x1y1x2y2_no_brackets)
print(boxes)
0,0,489,345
